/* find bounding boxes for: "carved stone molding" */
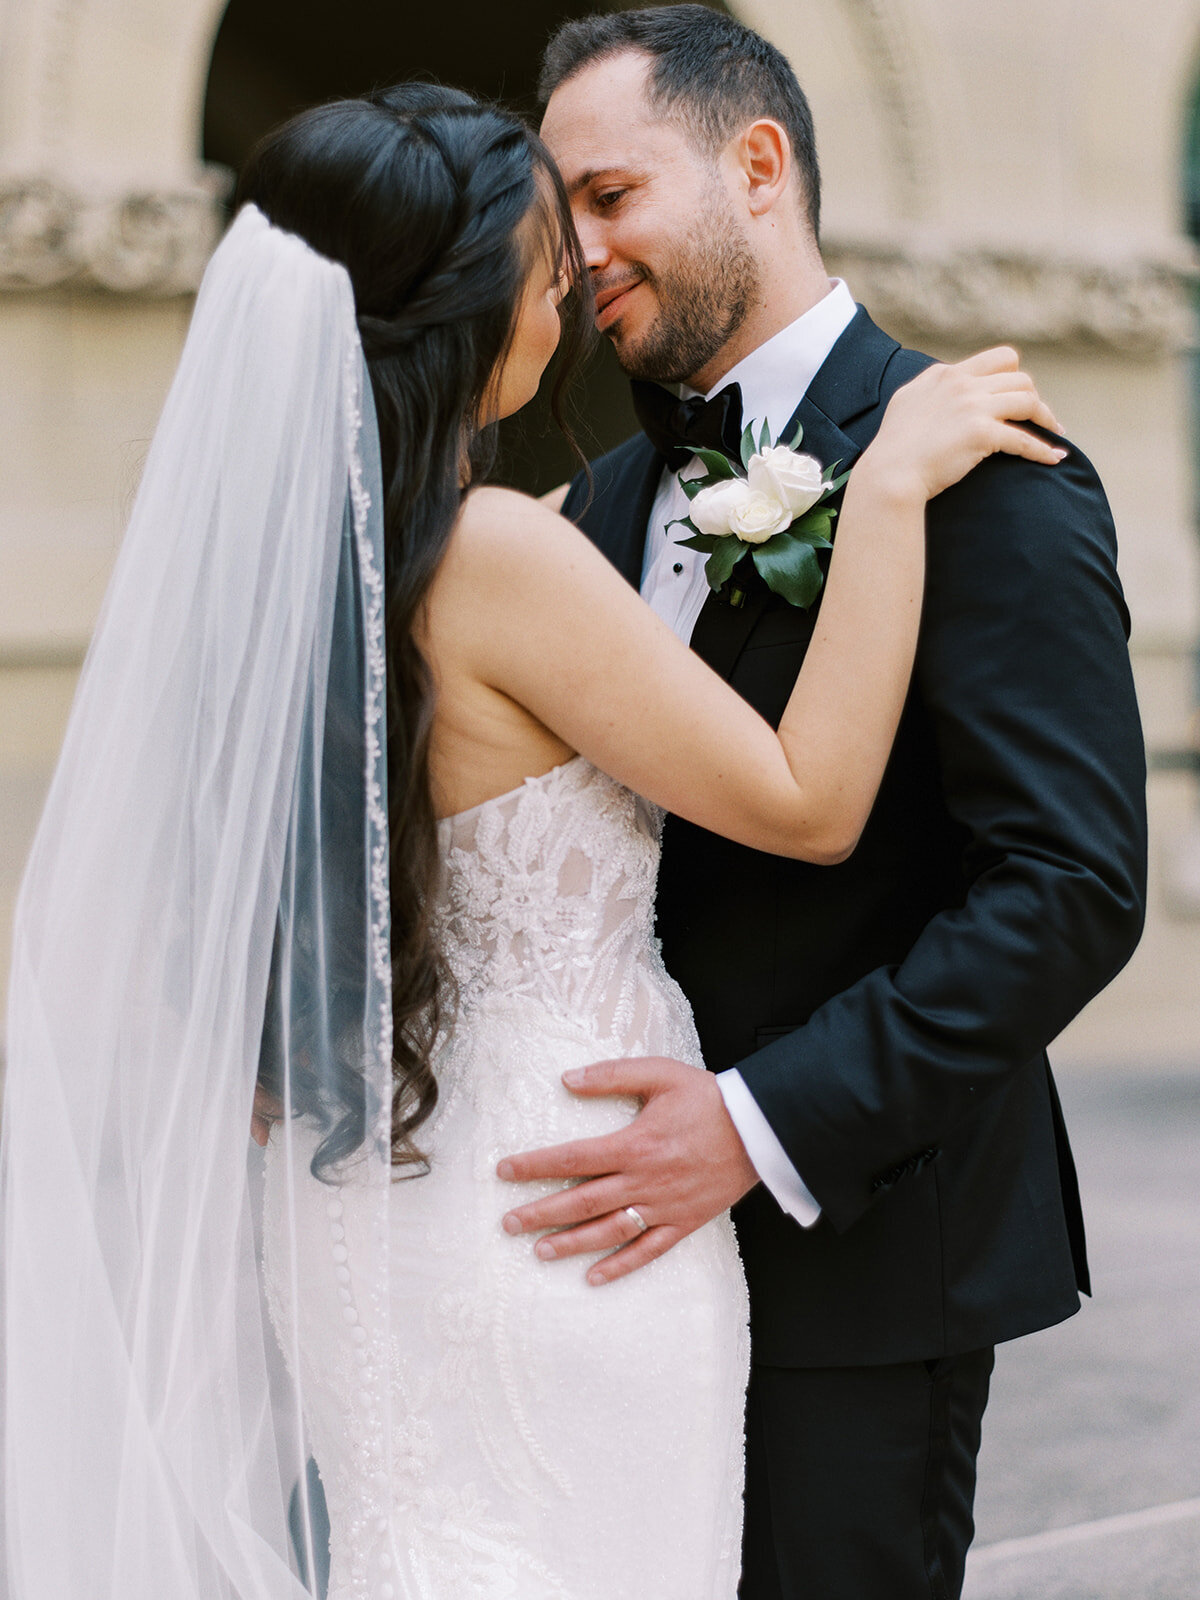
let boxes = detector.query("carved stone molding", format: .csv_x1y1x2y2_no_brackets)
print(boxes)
825,238,1200,355
0,173,231,295
841,0,937,222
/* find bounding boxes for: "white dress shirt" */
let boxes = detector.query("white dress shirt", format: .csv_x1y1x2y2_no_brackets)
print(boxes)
640,279,857,1229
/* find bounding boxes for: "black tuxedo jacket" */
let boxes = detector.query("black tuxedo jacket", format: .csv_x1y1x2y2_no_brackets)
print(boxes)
561,309,1147,1367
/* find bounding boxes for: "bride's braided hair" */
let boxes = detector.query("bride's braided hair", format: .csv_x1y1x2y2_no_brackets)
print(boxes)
239,85,591,1174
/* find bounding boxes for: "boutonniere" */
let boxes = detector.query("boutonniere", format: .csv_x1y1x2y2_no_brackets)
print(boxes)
667,420,849,609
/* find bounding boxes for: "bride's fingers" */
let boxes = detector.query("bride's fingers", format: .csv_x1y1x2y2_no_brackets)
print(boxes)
990,420,1070,466
1027,397,1064,434
984,383,1064,435
986,392,1066,441
977,371,1039,406
980,369,1059,419
586,1224,684,1287
955,344,1021,376
963,368,1063,435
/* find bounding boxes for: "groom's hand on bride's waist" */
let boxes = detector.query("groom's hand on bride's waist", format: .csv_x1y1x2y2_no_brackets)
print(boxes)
496,1057,759,1285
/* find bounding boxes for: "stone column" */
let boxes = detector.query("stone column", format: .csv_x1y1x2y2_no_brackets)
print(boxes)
741,0,1200,1060
0,0,230,1032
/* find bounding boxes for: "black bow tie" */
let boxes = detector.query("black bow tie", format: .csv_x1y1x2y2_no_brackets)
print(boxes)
630,379,745,473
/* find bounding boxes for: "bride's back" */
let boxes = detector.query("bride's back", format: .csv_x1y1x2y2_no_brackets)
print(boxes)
238,82,594,1163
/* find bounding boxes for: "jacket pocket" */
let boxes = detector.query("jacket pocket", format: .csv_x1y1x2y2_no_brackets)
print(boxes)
753,1024,799,1048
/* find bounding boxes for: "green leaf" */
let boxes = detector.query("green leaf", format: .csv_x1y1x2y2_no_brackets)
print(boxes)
751,533,824,609
740,422,758,471
758,419,772,454
705,536,747,592
790,507,835,544
824,468,851,493
784,419,805,450
688,447,738,480
673,530,719,552
679,473,721,501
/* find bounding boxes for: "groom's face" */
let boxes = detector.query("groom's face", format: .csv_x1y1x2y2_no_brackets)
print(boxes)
541,51,759,389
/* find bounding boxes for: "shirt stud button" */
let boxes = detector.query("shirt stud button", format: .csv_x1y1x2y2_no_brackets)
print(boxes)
672,562,683,574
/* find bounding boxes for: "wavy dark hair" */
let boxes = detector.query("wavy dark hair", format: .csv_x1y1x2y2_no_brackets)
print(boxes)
240,85,592,1173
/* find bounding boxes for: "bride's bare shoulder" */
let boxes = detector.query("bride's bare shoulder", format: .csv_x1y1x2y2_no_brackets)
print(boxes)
445,484,596,583
456,483,576,538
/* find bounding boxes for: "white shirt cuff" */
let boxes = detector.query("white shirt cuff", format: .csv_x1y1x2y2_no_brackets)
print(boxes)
717,1068,822,1228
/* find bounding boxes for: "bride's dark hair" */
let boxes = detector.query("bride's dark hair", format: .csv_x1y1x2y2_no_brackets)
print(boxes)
239,84,592,1172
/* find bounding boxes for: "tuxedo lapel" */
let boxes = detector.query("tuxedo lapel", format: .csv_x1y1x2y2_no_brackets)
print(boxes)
605,442,662,590
690,308,902,683
783,306,902,476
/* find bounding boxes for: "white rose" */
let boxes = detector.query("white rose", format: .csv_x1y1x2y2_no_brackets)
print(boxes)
688,478,752,538
688,477,791,545
730,489,792,543
747,445,827,519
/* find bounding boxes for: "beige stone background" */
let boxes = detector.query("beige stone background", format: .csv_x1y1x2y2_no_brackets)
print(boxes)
2,0,1200,1077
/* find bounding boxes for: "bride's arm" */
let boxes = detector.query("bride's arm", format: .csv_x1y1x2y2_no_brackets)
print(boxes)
456,350,1063,860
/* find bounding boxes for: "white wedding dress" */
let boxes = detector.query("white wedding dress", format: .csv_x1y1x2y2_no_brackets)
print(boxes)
263,755,750,1600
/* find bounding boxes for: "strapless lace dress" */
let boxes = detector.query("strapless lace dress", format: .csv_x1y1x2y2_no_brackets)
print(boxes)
264,756,750,1599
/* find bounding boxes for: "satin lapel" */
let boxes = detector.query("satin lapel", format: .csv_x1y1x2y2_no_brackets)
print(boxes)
786,396,861,486
689,308,901,684
783,306,902,482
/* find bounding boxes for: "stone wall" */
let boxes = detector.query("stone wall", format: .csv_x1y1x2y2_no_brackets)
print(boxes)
3,0,1199,1060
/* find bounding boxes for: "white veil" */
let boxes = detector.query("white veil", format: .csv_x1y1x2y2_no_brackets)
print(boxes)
1,204,395,1597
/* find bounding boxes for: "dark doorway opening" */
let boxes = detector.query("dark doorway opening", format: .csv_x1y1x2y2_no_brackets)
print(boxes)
202,0,649,492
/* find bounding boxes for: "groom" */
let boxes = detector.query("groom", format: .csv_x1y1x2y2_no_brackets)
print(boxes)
499,8,1147,1598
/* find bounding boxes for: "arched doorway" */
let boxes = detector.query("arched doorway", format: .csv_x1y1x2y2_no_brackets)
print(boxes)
201,0,657,493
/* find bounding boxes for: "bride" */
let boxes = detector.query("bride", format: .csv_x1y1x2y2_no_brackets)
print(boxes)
1,84,1064,1600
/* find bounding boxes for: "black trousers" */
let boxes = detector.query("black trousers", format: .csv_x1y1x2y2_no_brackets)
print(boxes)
739,1348,995,1600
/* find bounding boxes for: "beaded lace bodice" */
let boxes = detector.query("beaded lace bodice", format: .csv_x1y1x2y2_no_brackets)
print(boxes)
433,755,692,1060
264,755,748,1600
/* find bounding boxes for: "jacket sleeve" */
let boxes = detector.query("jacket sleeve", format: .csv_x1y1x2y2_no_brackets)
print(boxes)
734,442,1148,1233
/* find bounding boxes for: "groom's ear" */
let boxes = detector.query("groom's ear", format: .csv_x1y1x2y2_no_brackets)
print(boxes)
734,118,792,219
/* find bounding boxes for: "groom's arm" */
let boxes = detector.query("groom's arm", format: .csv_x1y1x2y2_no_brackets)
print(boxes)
497,441,1145,1279
735,441,1147,1232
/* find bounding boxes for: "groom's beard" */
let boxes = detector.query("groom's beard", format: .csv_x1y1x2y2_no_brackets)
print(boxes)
607,198,759,387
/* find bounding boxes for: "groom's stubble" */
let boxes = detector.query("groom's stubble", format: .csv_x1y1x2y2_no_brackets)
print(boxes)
540,45,828,394
604,183,761,388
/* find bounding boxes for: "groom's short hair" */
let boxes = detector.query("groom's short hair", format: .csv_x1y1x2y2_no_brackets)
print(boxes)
538,4,821,237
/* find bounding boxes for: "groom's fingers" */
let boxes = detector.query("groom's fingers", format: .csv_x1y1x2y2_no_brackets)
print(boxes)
530,1203,655,1261
585,1225,683,1287
560,1055,679,1097
497,1128,627,1186
501,1172,631,1236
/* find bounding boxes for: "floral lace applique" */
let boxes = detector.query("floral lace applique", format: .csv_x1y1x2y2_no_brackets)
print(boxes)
264,756,749,1600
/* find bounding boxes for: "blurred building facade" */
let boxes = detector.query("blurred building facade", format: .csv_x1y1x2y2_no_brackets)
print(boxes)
2,0,1199,1061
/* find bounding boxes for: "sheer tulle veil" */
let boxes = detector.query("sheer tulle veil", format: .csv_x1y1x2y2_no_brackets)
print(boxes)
1,204,398,1596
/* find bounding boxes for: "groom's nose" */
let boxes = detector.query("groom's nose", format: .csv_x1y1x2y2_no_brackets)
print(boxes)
572,210,611,275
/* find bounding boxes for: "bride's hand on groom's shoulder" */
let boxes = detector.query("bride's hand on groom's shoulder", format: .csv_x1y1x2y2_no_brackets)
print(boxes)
496,1057,759,1285
860,346,1068,507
